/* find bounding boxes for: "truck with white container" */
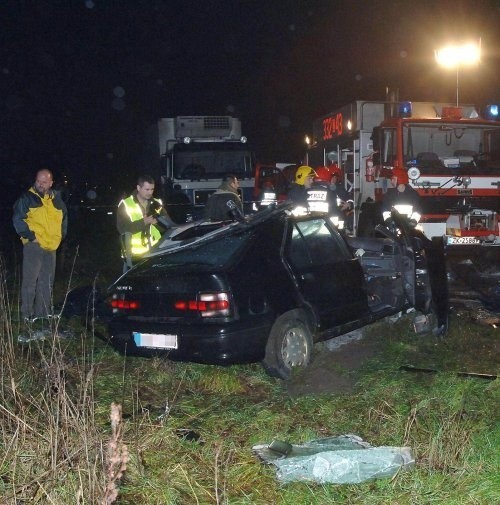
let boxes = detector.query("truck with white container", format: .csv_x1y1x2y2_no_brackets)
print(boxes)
143,116,256,222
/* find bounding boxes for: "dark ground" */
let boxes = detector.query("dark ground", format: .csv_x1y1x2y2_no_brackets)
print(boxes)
287,333,380,396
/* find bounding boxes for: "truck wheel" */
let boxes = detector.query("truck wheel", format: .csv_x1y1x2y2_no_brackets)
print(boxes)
262,309,313,380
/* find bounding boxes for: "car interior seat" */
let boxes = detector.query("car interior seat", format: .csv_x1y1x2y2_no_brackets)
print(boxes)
416,152,442,171
416,152,439,162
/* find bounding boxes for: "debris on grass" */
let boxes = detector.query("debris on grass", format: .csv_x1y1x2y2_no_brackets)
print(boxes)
399,365,497,380
252,434,414,484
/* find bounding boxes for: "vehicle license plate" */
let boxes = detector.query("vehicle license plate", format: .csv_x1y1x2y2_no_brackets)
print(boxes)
446,236,479,245
133,332,178,349
308,191,327,200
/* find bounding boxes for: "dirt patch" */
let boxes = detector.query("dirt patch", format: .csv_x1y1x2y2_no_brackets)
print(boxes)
286,332,383,397
285,308,499,397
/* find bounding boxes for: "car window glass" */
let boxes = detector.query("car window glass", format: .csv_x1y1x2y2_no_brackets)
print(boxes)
144,232,249,270
287,218,350,269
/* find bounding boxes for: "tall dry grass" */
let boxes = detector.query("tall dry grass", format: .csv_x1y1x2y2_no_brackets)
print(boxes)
0,256,128,504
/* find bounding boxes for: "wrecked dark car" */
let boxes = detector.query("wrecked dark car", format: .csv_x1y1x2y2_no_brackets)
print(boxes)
106,204,448,379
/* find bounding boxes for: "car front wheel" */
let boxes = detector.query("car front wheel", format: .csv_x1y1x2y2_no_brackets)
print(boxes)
262,309,313,379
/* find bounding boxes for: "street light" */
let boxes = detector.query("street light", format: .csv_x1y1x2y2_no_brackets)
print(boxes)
435,40,481,106
304,135,311,165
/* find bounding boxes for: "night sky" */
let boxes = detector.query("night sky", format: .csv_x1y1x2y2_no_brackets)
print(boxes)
1,0,499,195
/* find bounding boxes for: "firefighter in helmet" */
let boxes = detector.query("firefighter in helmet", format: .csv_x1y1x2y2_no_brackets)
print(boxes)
307,166,338,214
327,165,354,230
117,174,175,271
381,167,422,226
328,164,351,210
287,165,316,207
256,179,277,210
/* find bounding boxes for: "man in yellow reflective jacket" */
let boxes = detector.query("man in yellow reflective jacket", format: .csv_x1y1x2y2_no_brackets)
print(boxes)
13,169,68,323
117,174,175,270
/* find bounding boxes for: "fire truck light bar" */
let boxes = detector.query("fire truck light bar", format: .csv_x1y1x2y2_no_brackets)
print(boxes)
398,101,412,118
485,104,499,120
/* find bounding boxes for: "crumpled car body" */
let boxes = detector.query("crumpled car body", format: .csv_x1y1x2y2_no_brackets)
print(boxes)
106,204,448,378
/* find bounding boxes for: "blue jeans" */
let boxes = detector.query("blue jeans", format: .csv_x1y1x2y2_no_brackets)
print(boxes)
21,241,56,319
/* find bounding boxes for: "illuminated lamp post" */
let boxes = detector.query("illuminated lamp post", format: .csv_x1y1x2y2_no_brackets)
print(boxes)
304,135,311,165
435,40,481,107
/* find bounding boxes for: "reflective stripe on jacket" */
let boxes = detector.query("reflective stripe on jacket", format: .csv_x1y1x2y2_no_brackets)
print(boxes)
307,188,330,213
119,195,162,256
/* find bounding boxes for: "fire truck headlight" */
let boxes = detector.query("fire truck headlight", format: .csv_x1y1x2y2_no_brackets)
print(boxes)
240,136,247,143
454,176,472,187
408,167,421,180
183,136,191,144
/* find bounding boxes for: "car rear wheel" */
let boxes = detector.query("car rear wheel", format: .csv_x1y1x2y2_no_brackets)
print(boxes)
262,309,313,379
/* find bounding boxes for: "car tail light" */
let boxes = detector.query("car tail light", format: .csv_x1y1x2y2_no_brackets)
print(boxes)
110,295,140,312
174,292,231,317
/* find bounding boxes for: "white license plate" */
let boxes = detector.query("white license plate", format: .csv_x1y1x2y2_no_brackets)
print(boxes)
133,332,178,349
446,236,480,245
308,191,327,201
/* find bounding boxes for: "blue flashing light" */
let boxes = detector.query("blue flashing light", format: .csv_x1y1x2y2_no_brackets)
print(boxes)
398,101,412,118
485,104,499,120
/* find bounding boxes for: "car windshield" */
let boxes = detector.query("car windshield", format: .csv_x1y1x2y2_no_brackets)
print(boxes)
141,230,251,270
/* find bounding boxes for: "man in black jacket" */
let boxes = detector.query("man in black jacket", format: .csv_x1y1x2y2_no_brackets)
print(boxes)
205,174,245,222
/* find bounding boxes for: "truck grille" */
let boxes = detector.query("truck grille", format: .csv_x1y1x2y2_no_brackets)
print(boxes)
203,117,230,130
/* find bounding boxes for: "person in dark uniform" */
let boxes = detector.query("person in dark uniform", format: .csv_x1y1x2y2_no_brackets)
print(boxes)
205,174,245,222
328,165,352,210
382,168,422,226
328,165,354,231
256,180,277,210
307,166,338,214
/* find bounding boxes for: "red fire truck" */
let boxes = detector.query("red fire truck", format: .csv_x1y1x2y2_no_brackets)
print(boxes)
307,99,500,245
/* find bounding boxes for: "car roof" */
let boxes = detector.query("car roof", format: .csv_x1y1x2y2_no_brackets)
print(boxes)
147,202,297,258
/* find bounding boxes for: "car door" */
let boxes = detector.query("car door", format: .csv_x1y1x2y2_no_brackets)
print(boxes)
284,217,368,328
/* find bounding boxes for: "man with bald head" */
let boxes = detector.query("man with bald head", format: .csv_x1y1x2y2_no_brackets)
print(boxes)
13,169,68,335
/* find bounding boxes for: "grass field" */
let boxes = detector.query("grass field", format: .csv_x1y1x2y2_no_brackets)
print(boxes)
0,257,498,504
